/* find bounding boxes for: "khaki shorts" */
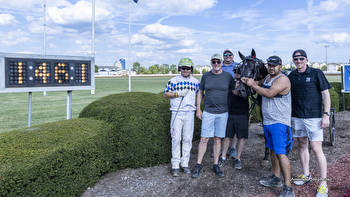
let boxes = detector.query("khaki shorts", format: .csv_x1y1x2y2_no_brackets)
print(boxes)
291,117,323,141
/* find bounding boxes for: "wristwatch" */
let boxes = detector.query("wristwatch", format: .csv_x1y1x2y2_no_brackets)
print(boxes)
323,112,331,116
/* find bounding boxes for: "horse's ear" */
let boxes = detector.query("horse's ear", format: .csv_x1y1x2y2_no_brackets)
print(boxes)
238,51,245,60
251,49,256,58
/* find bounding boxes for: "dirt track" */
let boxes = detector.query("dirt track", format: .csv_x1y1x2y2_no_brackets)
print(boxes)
82,111,350,197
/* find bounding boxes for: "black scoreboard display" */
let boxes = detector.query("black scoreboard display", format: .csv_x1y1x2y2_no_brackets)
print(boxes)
0,53,94,93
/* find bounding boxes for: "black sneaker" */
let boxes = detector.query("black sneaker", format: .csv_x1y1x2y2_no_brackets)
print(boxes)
191,164,202,179
181,166,191,174
259,175,283,187
278,185,295,197
233,159,242,169
218,157,227,167
212,164,224,177
227,147,236,159
171,168,179,177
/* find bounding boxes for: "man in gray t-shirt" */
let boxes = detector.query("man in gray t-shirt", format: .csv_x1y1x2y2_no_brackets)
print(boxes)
192,53,233,179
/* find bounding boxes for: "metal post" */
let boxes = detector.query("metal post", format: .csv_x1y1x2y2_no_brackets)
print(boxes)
341,66,345,111
28,92,32,127
67,90,72,119
91,0,95,57
91,0,95,95
325,45,329,65
128,0,131,92
43,0,47,96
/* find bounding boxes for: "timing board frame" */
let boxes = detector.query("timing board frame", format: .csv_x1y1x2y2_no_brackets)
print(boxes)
0,53,95,93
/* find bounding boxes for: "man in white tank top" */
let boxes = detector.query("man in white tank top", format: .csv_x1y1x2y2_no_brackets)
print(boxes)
242,56,295,197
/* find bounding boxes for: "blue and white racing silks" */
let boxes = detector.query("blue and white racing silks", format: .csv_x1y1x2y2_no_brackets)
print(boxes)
164,75,200,112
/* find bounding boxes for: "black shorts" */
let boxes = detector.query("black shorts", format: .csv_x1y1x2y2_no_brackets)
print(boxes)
225,114,249,139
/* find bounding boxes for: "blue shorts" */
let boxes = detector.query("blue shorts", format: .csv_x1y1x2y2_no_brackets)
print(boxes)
201,111,228,138
263,123,293,155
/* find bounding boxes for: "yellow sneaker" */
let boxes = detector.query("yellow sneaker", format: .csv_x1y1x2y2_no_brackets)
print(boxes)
316,184,328,197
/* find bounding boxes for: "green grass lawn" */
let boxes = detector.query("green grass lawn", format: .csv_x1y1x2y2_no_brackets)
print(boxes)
0,76,172,133
0,74,342,133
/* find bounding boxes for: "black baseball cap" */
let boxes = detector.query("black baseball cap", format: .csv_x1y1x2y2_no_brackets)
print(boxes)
292,49,307,58
266,56,282,66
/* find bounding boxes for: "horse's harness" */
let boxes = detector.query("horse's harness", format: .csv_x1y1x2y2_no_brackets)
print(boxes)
234,56,266,115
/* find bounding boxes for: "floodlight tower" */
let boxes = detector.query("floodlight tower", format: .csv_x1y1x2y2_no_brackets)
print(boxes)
324,45,329,65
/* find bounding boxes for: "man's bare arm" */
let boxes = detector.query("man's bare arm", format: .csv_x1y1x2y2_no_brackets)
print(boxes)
241,76,290,98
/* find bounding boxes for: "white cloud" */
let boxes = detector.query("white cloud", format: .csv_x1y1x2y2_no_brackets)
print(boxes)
0,30,30,46
0,14,17,25
47,0,111,25
320,32,350,44
0,0,40,10
175,47,201,54
142,0,217,14
319,0,339,11
131,34,163,45
141,23,193,41
225,9,261,21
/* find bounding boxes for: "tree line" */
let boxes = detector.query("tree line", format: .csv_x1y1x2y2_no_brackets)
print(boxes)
132,62,202,74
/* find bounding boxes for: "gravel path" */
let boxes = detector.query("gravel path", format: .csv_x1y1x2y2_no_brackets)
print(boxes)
82,111,350,197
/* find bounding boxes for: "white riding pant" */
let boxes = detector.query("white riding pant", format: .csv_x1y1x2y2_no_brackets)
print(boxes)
170,111,195,169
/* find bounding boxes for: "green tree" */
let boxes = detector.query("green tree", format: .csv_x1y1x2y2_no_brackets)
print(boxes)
95,65,98,73
321,65,327,71
170,64,178,74
159,64,170,74
193,68,200,74
133,62,141,74
139,66,147,74
149,64,160,74
202,68,208,74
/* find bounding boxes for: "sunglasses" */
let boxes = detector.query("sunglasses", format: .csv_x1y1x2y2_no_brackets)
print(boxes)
266,57,280,62
223,53,233,57
293,57,305,61
211,60,221,64
181,67,192,71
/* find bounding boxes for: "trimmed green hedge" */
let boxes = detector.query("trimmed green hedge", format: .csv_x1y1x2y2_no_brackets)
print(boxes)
79,92,201,169
80,92,172,169
0,118,113,196
329,82,350,111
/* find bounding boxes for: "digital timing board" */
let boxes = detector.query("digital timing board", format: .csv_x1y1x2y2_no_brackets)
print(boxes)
0,53,95,93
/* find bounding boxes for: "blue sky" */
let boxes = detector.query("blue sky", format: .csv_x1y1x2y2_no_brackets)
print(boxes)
0,0,350,68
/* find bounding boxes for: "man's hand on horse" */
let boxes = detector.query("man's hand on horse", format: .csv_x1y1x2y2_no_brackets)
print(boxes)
241,77,257,87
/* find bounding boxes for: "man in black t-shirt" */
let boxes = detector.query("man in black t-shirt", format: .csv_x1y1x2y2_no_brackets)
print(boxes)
288,49,331,197
219,74,249,170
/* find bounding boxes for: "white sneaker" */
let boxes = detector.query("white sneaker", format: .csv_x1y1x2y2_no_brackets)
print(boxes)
292,174,312,186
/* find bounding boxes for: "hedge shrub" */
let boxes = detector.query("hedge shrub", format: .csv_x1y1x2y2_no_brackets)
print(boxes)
79,92,201,170
329,82,350,111
0,118,113,197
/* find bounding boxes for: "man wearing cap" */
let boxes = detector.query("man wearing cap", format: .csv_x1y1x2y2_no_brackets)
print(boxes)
242,56,295,197
192,53,234,178
288,49,331,197
219,49,249,170
163,57,200,177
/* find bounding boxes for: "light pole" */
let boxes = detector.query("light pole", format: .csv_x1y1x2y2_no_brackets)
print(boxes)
324,45,329,65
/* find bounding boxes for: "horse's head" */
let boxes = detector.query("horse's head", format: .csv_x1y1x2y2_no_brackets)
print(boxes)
234,49,268,98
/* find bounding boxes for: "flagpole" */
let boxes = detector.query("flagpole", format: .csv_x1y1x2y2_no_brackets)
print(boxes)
43,0,47,96
128,0,131,92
